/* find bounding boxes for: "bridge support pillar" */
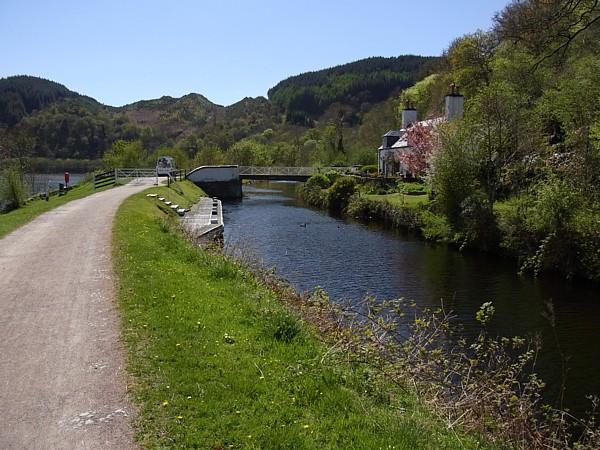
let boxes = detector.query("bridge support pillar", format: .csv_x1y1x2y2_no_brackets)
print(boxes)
187,166,242,199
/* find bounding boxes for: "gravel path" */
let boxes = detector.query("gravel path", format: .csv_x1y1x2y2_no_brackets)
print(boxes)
0,180,154,449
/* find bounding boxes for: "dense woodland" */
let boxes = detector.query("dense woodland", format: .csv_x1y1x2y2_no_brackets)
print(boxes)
267,55,437,125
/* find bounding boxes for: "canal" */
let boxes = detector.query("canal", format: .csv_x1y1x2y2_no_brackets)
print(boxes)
222,181,600,415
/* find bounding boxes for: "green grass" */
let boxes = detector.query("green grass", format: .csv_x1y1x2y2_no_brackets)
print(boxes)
0,180,113,238
113,180,493,449
366,193,429,209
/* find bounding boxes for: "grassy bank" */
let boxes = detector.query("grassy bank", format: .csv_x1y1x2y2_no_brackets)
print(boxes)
113,180,490,449
0,180,111,238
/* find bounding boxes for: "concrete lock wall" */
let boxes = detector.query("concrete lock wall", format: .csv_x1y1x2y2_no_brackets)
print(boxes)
187,165,243,199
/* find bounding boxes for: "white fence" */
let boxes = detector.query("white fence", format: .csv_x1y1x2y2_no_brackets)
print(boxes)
115,168,158,180
238,166,357,177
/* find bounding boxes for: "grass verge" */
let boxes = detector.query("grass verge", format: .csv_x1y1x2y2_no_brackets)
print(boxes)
365,193,429,209
0,180,113,238
113,180,493,449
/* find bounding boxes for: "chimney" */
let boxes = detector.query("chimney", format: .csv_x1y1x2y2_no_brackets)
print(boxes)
401,100,418,129
445,83,464,121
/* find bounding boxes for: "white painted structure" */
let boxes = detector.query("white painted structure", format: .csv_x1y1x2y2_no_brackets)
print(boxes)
187,165,240,183
378,84,464,177
186,165,242,198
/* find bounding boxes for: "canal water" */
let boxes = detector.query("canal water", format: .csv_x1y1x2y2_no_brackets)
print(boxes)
24,173,87,195
223,181,600,415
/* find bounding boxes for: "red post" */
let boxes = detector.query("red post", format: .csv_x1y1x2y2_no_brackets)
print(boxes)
64,171,70,188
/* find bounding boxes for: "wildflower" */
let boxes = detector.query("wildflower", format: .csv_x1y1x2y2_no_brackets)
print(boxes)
162,400,169,407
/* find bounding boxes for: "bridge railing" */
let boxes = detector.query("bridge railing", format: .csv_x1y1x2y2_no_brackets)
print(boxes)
238,166,357,176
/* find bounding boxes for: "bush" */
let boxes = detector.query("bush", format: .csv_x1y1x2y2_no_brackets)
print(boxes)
360,164,378,175
420,210,452,241
304,173,331,190
459,192,499,250
0,166,26,211
397,181,428,195
323,170,341,185
327,177,356,212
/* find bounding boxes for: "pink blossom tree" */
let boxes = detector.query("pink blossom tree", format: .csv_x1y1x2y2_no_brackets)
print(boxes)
395,123,436,177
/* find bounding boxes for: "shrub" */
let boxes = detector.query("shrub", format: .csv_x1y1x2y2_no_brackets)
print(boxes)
0,166,26,211
459,192,499,250
397,181,428,195
327,177,356,212
360,164,378,175
323,170,341,185
420,210,452,241
304,173,331,190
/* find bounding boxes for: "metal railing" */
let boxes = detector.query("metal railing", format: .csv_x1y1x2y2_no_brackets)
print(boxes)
238,166,357,176
115,168,158,179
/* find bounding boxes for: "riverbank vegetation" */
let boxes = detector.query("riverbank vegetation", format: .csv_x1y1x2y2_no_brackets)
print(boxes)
298,0,600,281
113,181,498,449
115,181,600,449
393,1,600,280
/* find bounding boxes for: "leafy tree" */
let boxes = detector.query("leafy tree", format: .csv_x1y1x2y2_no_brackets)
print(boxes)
446,31,498,97
192,145,226,166
429,123,479,226
227,139,272,166
495,0,600,67
467,81,540,207
396,123,436,177
102,140,147,168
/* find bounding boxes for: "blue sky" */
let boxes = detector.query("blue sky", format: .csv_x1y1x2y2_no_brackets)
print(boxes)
0,0,509,106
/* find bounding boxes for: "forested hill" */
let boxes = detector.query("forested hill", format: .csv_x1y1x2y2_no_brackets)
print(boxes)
0,55,436,161
268,56,438,125
0,76,80,126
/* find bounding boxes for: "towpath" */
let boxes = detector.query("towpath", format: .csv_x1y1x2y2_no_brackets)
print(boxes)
0,180,154,449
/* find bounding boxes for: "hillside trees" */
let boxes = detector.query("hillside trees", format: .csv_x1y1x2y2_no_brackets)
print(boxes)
102,140,148,168
495,0,600,66
268,56,438,125
446,31,498,97
0,76,75,126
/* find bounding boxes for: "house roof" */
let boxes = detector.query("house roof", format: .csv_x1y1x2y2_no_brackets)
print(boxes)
383,130,402,137
391,137,409,149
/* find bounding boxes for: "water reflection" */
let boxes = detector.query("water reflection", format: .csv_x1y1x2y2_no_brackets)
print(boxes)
223,181,600,414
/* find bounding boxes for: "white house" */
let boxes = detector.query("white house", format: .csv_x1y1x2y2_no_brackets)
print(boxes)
378,84,464,177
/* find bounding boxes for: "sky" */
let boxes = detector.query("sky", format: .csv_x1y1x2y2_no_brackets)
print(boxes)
0,0,510,107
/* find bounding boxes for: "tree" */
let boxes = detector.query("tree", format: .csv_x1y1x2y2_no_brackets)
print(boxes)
429,123,479,226
495,0,600,68
102,140,147,168
227,139,272,166
538,55,600,195
468,82,540,207
395,123,436,177
446,30,499,97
